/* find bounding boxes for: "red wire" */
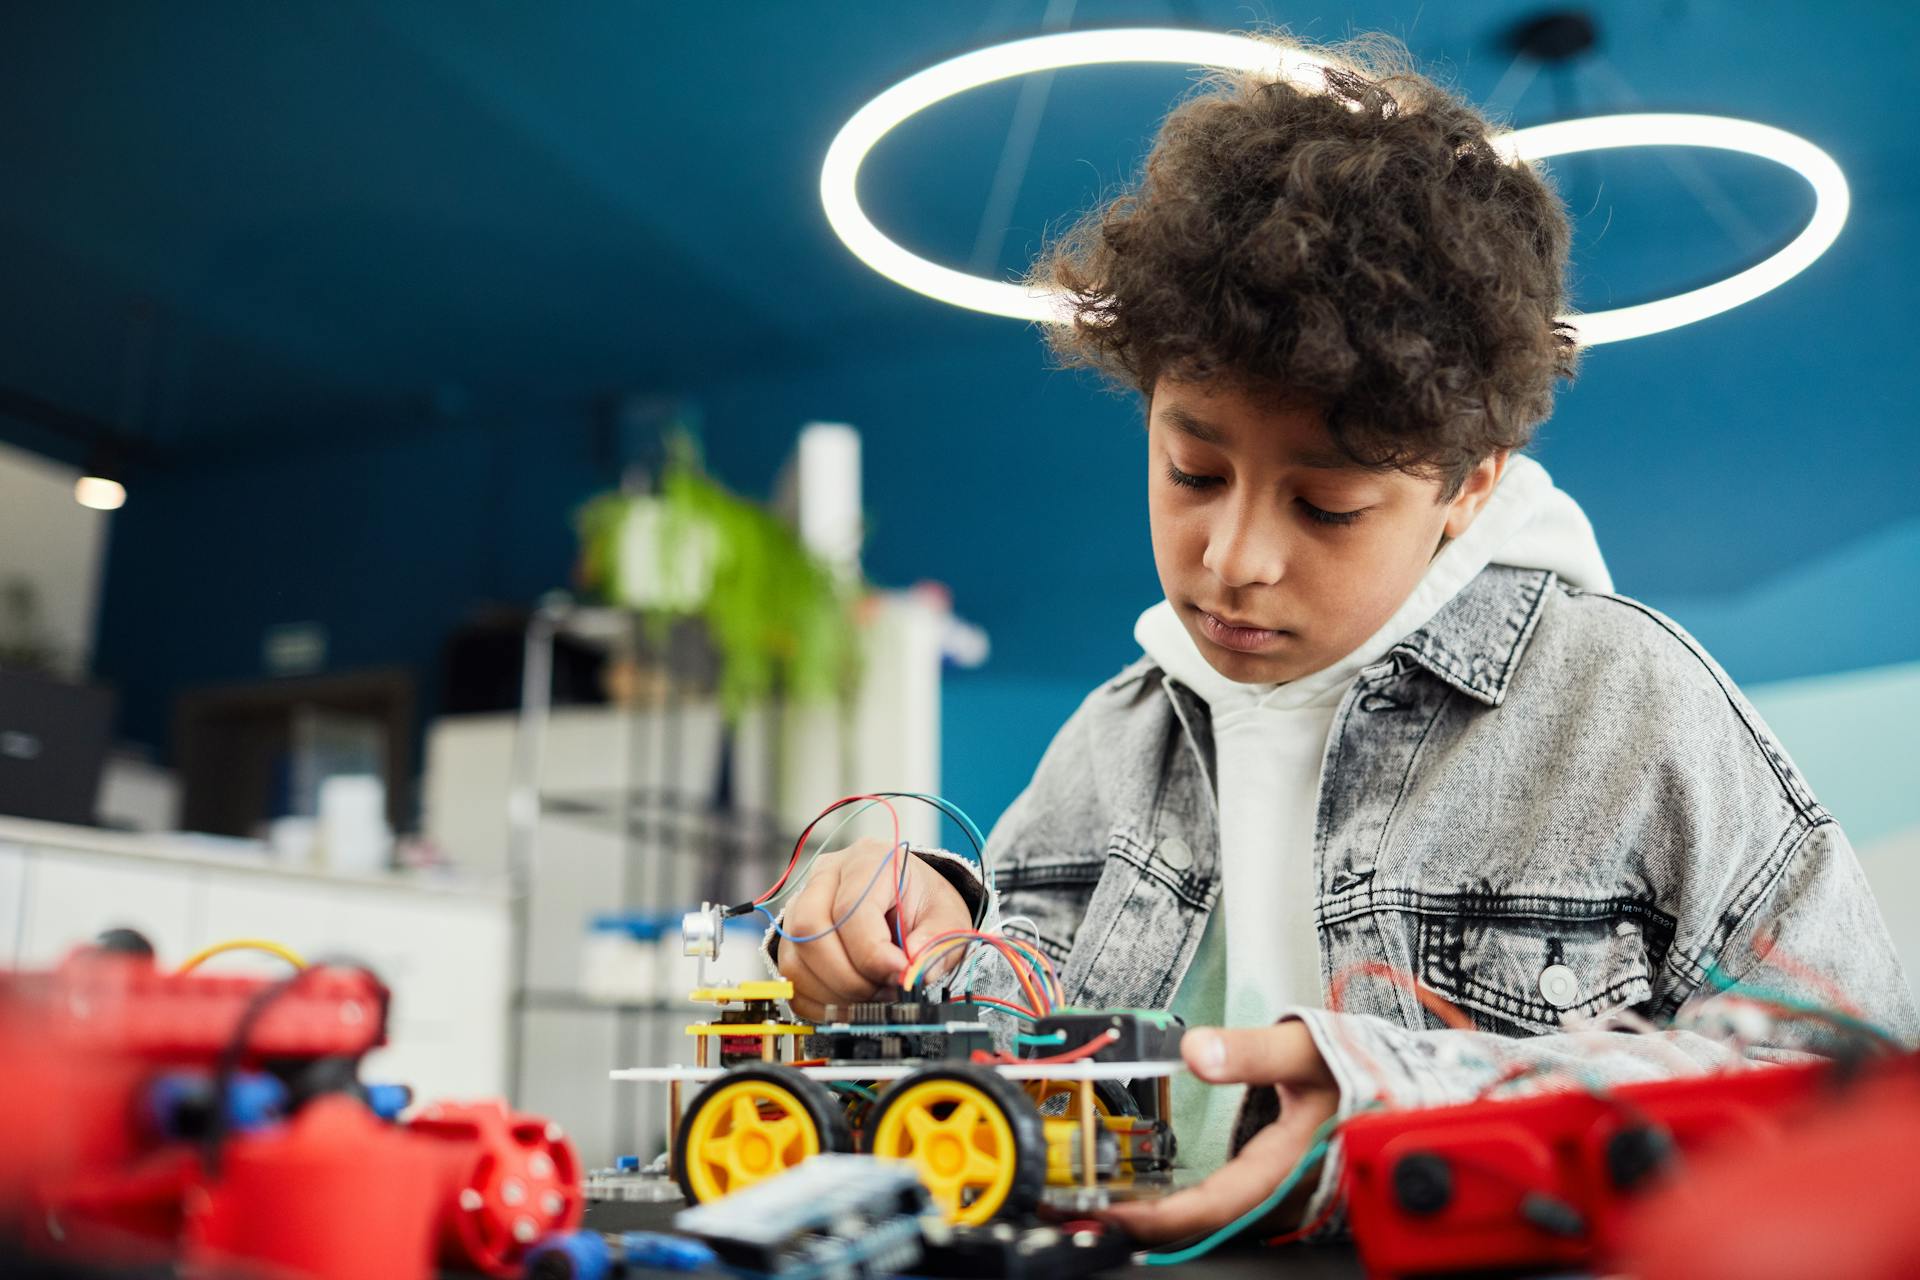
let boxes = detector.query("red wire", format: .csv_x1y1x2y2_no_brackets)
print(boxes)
963,996,1047,1020
754,794,902,905
1262,1189,1341,1247
973,1028,1118,1066
905,929,1048,1016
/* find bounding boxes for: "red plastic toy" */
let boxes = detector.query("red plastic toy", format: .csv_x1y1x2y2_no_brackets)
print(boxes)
1338,1054,1908,1278
0,937,581,1280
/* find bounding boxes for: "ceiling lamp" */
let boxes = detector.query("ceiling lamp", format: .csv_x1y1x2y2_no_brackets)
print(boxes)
74,436,127,510
821,29,1849,347
74,474,126,511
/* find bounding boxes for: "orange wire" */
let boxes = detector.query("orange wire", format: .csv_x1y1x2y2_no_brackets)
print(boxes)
1327,960,1475,1032
903,929,1048,1016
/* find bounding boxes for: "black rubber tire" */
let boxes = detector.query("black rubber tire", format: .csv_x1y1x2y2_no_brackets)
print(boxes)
672,1062,853,1203
865,1061,1047,1222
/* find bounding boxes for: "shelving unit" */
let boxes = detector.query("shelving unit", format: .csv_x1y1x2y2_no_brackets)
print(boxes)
423,589,952,1167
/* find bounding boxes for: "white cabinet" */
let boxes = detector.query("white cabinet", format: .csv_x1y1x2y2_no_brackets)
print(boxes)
0,843,26,966
18,850,203,967
1,818,511,1106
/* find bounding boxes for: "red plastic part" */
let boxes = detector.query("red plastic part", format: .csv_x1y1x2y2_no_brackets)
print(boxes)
408,1099,584,1277
1339,1055,1849,1278
42,944,389,1060
1619,1070,1920,1279
1,947,393,1259
186,1095,442,1280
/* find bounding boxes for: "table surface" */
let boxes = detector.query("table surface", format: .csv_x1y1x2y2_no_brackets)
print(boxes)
582,1198,1369,1279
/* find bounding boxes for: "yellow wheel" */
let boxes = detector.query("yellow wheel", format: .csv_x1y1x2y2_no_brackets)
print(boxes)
865,1063,1044,1225
674,1064,850,1203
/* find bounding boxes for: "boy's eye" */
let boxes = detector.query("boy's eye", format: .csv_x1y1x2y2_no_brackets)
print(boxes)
1299,499,1365,526
1164,462,1221,490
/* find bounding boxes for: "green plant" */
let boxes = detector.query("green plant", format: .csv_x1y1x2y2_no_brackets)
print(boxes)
575,437,860,719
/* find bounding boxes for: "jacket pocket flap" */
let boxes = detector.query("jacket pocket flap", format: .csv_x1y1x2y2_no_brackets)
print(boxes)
1418,911,1656,1034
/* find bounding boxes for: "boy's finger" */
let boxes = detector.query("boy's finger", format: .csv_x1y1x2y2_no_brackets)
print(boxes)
1182,1022,1324,1086
776,932,830,1008
1099,1120,1315,1244
794,928,884,1006
830,848,911,984
838,901,910,985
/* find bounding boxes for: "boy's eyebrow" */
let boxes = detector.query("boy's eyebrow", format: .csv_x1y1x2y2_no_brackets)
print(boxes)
1160,405,1227,444
1158,404,1360,469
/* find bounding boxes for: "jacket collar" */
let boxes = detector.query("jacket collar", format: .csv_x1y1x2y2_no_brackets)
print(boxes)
1111,565,1557,710
1385,564,1555,707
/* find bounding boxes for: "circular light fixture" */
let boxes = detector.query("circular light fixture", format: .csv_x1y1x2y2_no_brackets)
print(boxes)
1494,114,1849,344
821,30,1850,346
821,30,1337,324
74,475,127,511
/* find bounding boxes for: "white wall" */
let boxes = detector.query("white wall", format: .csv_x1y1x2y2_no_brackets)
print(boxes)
0,440,109,676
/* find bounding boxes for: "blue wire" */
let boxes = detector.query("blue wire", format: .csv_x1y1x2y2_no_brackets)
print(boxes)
754,841,907,945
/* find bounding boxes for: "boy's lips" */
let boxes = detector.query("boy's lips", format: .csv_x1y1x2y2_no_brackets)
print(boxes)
1194,606,1292,653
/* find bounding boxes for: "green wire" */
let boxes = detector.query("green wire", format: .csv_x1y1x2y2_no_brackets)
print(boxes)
1014,1031,1068,1047
1141,1111,1347,1266
1700,958,1902,1049
764,799,886,909
828,1081,879,1102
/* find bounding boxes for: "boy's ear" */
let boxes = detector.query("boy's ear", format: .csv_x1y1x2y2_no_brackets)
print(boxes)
1442,449,1510,539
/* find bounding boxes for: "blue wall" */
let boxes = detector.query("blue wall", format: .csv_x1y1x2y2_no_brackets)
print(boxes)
94,288,1920,835
56,2,1918,840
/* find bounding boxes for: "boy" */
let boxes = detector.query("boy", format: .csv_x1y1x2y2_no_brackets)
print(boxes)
772,34,1917,1242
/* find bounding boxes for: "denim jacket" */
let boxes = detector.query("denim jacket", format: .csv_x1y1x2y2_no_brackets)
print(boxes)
946,564,1918,1222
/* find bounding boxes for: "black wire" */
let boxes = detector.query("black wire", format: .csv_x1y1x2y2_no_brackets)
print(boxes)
202,957,387,1177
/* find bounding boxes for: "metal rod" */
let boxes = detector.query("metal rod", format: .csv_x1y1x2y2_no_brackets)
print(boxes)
668,1078,682,1148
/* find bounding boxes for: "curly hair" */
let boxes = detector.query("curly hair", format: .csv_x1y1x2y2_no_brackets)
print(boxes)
1033,32,1579,494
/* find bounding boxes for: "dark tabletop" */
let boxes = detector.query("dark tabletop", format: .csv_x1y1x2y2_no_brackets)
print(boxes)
581,1198,1367,1279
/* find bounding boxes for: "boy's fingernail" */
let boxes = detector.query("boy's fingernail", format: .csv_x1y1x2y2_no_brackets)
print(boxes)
1190,1029,1227,1075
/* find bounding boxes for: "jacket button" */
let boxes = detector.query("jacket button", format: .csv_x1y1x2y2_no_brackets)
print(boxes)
1539,964,1581,1009
1158,837,1193,871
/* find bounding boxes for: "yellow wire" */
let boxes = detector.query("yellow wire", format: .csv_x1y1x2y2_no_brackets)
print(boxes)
177,938,308,973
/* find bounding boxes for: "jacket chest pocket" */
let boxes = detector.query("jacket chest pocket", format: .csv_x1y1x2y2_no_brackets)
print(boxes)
1417,908,1668,1035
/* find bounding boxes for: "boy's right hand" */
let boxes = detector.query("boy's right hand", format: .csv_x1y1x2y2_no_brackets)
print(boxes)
773,836,973,1022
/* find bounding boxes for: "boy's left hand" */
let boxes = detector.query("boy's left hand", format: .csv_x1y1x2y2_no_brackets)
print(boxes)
1100,1021,1338,1245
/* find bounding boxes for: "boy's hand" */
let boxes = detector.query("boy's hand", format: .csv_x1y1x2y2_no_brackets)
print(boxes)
773,837,973,1021
1101,1022,1339,1245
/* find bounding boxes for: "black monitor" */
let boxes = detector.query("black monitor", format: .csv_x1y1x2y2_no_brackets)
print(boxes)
0,670,114,825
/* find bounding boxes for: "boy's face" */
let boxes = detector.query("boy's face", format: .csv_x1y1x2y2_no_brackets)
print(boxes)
1147,378,1506,684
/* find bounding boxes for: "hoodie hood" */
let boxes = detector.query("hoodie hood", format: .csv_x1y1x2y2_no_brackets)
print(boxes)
1135,454,1612,712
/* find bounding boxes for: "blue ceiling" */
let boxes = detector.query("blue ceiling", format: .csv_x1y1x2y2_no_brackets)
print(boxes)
3,0,1907,459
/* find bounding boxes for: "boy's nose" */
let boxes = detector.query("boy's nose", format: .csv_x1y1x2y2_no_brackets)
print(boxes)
1202,502,1287,588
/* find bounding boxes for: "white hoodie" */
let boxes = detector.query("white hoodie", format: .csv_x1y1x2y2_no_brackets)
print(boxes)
1134,455,1611,1170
